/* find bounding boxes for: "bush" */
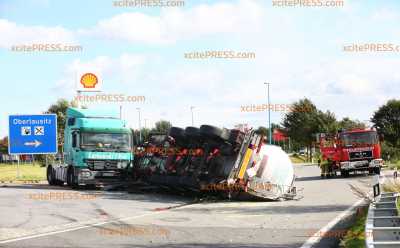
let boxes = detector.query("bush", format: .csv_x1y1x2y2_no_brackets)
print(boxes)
381,141,400,163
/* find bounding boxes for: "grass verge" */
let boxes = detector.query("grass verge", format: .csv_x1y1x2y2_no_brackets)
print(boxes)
290,155,307,163
339,207,368,248
0,163,46,181
382,180,400,193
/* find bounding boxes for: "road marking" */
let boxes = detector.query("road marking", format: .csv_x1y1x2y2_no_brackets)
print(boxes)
0,203,192,244
300,173,386,248
299,198,365,248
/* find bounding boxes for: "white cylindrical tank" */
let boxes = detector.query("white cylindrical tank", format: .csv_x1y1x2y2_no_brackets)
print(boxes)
246,145,295,200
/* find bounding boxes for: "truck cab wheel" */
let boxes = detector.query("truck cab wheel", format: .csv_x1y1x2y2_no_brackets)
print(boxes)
341,170,349,178
67,167,78,188
55,180,64,186
47,165,56,185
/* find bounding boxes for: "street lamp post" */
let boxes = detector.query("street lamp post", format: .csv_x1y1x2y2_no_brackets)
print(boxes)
190,106,195,126
137,108,141,143
264,83,272,144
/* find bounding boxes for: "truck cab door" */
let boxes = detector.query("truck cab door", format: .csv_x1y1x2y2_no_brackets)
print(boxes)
67,131,80,165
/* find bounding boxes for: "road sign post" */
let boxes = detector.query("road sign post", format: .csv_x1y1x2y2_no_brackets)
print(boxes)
8,114,58,155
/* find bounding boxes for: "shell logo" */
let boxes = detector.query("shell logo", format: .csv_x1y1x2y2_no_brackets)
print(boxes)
80,73,98,89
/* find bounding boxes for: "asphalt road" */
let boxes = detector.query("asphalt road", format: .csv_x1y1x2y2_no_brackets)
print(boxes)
0,165,378,248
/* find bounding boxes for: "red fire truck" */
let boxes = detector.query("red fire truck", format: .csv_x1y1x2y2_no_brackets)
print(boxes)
317,128,383,177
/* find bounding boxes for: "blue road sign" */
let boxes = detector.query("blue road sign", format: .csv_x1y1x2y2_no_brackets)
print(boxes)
8,114,58,154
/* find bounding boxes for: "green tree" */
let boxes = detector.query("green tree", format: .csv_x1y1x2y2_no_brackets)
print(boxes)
45,99,75,153
152,120,172,134
282,98,337,161
0,136,8,153
255,123,280,137
338,117,366,130
371,99,400,147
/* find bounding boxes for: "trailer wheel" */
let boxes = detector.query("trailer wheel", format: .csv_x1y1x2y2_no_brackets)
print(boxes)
47,165,56,185
200,125,225,141
168,127,187,146
227,129,244,144
169,127,185,139
185,127,200,138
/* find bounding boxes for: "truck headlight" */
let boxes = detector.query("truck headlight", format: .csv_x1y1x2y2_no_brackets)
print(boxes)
117,161,128,169
80,171,91,178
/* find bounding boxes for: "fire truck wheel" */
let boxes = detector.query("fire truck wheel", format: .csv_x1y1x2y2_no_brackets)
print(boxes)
341,170,349,178
47,165,56,185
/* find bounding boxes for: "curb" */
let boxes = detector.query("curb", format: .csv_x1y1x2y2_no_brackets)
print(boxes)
0,180,46,185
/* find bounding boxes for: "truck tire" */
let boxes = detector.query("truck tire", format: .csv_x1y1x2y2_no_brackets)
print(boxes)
228,129,244,144
185,127,200,137
169,127,185,139
149,135,167,146
47,165,56,186
220,128,231,141
67,166,78,189
168,127,187,146
200,125,225,141
341,170,349,178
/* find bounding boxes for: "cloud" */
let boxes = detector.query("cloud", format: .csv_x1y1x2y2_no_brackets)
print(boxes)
0,19,75,48
80,0,264,44
372,8,399,22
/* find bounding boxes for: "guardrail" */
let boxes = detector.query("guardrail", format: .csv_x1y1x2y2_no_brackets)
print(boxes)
366,192,400,247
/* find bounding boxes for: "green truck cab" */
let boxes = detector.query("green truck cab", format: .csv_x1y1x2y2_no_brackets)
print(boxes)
47,107,133,187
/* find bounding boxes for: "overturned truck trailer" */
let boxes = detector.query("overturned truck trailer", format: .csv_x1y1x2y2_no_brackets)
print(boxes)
132,125,296,200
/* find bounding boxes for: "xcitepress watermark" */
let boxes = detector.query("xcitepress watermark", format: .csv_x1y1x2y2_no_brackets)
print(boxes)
11,43,82,53
27,192,101,201
74,94,146,103
113,0,184,7
99,226,170,236
343,43,400,53
272,0,344,7
184,50,255,60
240,104,312,113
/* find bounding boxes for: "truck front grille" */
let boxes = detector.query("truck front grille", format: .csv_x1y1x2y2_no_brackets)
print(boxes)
349,150,373,160
86,159,119,171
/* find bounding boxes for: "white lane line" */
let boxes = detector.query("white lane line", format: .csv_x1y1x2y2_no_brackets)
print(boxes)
299,198,365,248
300,172,387,248
0,203,192,244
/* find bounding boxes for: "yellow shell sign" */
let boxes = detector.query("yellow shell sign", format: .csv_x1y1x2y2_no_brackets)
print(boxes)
80,73,98,89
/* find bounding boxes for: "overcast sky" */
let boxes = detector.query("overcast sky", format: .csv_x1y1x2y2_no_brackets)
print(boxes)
1,0,399,137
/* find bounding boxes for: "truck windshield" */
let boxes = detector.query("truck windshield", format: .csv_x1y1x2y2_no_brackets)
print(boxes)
80,132,131,152
339,131,378,147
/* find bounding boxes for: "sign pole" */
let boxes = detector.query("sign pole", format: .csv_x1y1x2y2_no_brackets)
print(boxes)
17,155,20,179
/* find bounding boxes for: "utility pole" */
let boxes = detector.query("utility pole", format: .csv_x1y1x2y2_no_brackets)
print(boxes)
264,82,272,144
190,106,195,126
136,108,141,143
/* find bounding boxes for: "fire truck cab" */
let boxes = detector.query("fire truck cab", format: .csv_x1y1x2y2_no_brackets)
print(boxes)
317,128,383,177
